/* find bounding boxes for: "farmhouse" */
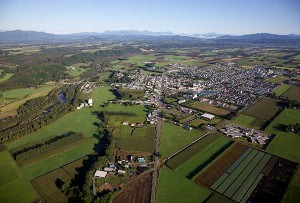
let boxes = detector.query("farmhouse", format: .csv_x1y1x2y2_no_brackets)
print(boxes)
94,170,107,178
201,113,215,120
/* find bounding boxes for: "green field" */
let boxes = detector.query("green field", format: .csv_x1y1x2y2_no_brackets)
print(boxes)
115,125,155,153
0,73,14,82
2,85,55,99
6,87,115,149
157,167,211,203
282,168,300,203
166,134,219,170
243,97,281,120
160,122,206,158
21,138,100,180
266,109,300,162
31,168,71,203
176,137,232,178
274,84,291,96
185,100,230,116
68,67,87,77
282,86,300,102
0,152,38,202
232,114,267,130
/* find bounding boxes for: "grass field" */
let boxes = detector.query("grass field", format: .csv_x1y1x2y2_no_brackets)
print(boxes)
185,101,230,116
0,152,39,202
31,168,71,203
176,137,232,178
243,97,281,120
68,67,87,77
282,86,300,102
266,109,300,163
0,84,57,119
2,85,56,99
6,87,115,149
160,122,206,158
0,73,14,82
166,134,219,170
21,138,100,180
282,168,300,203
157,167,211,203
115,125,155,153
274,84,291,96
232,114,267,130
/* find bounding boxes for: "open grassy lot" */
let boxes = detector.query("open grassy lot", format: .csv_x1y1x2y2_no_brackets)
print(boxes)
2,84,56,99
68,67,87,77
157,167,211,203
62,156,89,177
266,109,300,163
0,152,38,202
282,86,300,102
176,137,232,178
274,84,291,96
282,168,300,203
21,138,100,180
114,125,155,153
160,122,206,158
0,84,57,119
0,73,14,82
232,114,267,130
6,87,115,149
166,134,219,170
185,100,230,116
31,168,71,203
243,97,281,120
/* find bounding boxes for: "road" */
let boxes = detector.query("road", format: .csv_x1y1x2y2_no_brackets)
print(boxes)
150,75,164,203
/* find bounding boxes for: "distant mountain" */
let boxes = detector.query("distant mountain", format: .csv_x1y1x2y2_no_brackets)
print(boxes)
0,30,57,42
101,30,174,36
189,32,224,39
217,33,300,40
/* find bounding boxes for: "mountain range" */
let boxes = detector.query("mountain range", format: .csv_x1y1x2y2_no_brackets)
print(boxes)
0,29,299,43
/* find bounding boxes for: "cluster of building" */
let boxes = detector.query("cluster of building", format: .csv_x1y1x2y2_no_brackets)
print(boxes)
163,63,279,107
80,82,96,93
76,99,93,110
220,124,270,145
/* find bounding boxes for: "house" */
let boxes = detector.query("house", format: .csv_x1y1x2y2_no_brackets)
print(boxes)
118,170,126,175
178,99,186,104
104,167,114,172
137,157,145,163
94,170,107,178
122,122,129,125
201,113,215,120
88,99,93,106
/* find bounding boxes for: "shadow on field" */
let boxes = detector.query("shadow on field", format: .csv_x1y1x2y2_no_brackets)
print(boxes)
273,123,287,132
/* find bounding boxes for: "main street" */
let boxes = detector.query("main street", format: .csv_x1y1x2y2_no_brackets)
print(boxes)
150,74,164,203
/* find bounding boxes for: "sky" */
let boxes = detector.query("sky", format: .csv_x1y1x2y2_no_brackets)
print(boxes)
0,0,299,35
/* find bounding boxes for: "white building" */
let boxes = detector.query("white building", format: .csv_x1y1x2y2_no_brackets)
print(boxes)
94,170,107,178
201,113,215,120
88,99,93,106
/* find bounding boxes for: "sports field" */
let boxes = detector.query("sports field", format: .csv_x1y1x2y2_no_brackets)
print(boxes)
0,152,39,202
157,167,211,203
266,108,300,162
243,97,281,120
160,122,206,158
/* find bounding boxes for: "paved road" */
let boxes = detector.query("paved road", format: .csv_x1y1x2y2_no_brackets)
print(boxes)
150,75,164,203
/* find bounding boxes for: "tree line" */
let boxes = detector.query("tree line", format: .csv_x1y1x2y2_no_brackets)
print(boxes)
12,132,83,162
103,110,137,117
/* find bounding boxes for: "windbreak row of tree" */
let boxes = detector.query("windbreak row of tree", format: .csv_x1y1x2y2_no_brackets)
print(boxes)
0,85,82,143
11,132,83,162
103,110,137,117
57,111,117,203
